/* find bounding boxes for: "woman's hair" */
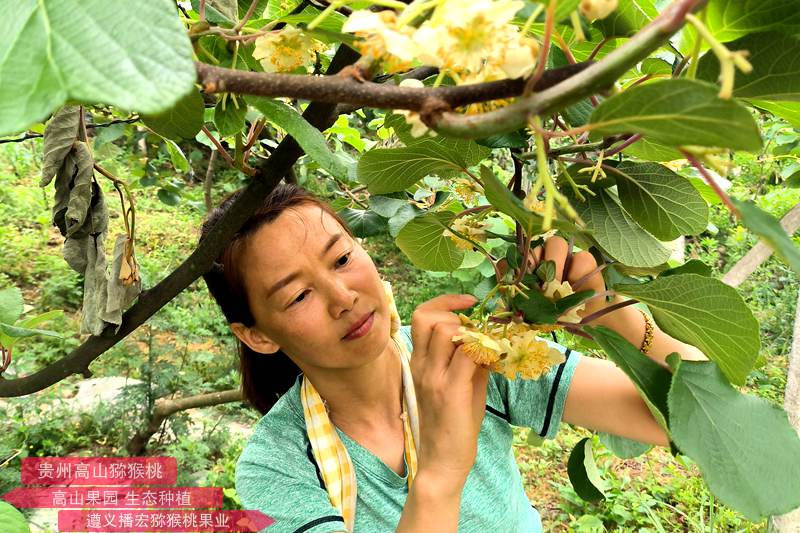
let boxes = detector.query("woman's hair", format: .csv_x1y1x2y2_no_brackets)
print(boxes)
200,183,353,414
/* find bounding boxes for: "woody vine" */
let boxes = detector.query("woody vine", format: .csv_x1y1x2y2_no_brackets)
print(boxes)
1,0,800,523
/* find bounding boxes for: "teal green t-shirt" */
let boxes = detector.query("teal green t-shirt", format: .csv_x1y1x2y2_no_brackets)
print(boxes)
236,326,581,532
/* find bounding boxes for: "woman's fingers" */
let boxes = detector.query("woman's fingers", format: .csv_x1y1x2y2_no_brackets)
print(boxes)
410,294,475,357
566,250,605,293
424,321,462,376
544,236,569,282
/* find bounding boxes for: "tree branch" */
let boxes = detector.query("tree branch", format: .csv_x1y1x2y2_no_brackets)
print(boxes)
0,46,362,398
432,0,707,138
127,388,242,455
196,61,592,112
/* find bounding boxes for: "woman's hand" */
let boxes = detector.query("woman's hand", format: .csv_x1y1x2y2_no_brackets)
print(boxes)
409,294,491,487
529,235,622,327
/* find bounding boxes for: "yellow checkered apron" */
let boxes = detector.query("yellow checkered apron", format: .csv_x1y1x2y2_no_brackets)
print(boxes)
300,281,419,532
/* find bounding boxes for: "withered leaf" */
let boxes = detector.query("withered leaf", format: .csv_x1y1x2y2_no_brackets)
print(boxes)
65,142,95,237
41,106,81,187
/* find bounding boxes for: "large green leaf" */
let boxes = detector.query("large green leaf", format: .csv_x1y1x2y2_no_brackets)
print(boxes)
585,325,671,429
142,89,205,141
529,0,580,23
668,356,800,521
250,97,354,181
0,502,29,533
590,79,763,151
578,189,671,267
678,0,800,53
616,274,760,385
358,138,478,194
697,33,800,101
732,198,800,276
592,0,658,37
610,162,708,240
0,286,24,325
567,437,607,502
395,212,464,271
0,0,195,136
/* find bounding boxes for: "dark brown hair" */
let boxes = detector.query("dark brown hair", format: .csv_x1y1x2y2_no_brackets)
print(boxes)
200,183,353,414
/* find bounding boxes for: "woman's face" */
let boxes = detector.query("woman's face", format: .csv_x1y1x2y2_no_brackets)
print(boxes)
232,203,393,371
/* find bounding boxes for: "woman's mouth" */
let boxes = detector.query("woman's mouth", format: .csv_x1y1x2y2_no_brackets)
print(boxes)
343,311,374,340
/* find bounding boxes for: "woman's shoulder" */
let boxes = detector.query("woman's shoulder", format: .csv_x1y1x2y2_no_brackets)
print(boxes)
238,375,308,466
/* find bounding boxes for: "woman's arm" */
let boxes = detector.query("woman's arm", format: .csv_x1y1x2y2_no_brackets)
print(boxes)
395,470,464,532
535,237,708,446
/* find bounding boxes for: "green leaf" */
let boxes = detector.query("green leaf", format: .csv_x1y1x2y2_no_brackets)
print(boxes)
530,0,580,23
383,113,491,166
476,130,528,149
0,0,195,136
17,309,63,330
164,140,190,174
265,0,303,19
251,97,354,181
0,502,29,533
561,98,595,128
395,212,464,271
590,79,763,151
731,198,800,276
368,196,407,218
749,100,800,128
513,286,560,324
660,259,712,278
639,58,672,76
0,323,62,340
697,33,800,101
157,189,181,206
338,208,387,238
599,432,652,459
388,204,419,237
577,189,671,267
214,97,248,137
592,0,658,37
668,356,800,521
622,136,684,162
679,0,800,52
616,275,760,385
585,325,671,429
358,138,480,194
535,260,556,283
0,287,24,325
481,166,575,236
40,106,80,187
567,437,607,502
611,162,709,240
142,89,204,141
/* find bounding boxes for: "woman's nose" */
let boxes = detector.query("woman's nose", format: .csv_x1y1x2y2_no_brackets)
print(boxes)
326,277,357,316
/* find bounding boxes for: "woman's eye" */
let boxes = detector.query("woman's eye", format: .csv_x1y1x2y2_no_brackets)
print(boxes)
336,252,351,267
291,290,308,305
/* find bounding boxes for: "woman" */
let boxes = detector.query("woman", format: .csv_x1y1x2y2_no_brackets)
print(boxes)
200,183,706,533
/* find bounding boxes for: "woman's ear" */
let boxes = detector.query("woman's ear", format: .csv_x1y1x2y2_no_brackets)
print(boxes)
230,323,280,354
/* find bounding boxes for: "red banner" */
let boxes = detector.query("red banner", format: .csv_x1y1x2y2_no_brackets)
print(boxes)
3,486,222,508
58,510,274,532
21,457,177,486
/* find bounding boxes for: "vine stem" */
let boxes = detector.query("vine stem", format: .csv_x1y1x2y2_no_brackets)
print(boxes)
524,0,556,96
233,0,260,33
579,298,638,324
93,163,136,243
604,133,642,157
682,149,740,217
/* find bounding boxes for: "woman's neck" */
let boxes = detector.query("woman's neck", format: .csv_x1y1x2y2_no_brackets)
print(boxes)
306,339,404,431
